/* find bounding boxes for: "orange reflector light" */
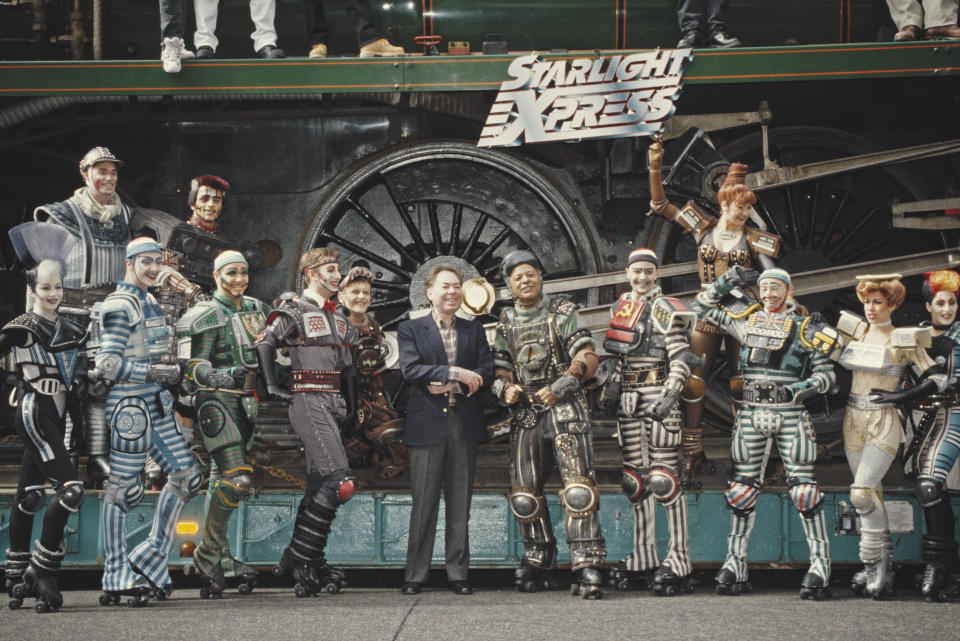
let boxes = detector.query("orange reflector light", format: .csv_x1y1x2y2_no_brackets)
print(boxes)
176,521,199,535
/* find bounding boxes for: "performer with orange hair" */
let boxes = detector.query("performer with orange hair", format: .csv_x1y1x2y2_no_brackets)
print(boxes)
908,270,960,601
835,274,947,599
648,138,781,484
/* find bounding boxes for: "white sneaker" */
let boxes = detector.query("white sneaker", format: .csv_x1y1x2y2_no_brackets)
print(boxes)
161,36,184,73
181,48,196,60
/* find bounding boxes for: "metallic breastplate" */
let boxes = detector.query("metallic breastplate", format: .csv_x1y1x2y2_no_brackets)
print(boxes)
298,310,347,348
127,302,173,362
743,312,793,366
838,342,906,377
228,309,267,368
12,344,74,394
506,317,555,386
354,329,384,380
698,242,751,284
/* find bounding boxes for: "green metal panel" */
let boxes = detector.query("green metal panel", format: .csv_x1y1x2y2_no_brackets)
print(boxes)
0,488,948,569
1,42,958,97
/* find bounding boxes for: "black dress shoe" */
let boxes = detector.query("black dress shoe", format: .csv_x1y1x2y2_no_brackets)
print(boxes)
196,45,214,59
401,582,421,595
676,32,701,48
256,44,287,59
449,580,473,595
707,31,741,48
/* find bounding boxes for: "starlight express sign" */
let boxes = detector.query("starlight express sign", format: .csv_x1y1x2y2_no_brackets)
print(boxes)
478,49,693,148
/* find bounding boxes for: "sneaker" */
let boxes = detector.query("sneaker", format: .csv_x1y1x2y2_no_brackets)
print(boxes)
359,38,405,57
308,43,328,58
161,36,184,73
181,48,196,60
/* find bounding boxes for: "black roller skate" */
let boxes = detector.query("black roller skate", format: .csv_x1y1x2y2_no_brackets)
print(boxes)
651,565,695,596
714,567,752,595
570,567,603,599
606,561,652,592
5,550,30,610
920,564,948,603
225,557,259,595
13,544,66,613
514,564,562,593
275,549,336,597
98,587,151,607
799,571,831,601
128,560,172,601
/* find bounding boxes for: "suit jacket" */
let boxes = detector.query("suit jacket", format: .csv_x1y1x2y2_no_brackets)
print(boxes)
398,313,494,446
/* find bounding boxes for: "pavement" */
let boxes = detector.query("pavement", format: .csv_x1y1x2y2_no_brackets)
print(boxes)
2,571,960,641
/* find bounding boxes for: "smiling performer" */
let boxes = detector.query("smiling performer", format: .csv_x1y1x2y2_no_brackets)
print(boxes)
256,247,358,597
835,274,948,600
176,250,267,598
494,250,606,599
3,223,87,613
649,139,781,484
911,271,960,601
693,266,840,599
601,248,698,596
93,237,203,605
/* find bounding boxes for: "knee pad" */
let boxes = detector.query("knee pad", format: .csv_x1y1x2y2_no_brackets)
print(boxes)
509,486,547,523
314,469,357,506
915,476,945,508
648,465,681,505
787,476,823,517
849,485,882,516
682,375,706,403
16,485,47,515
620,463,645,503
559,477,599,518
216,466,254,506
167,465,204,501
55,480,86,513
724,475,759,515
729,375,744,401
104,477,145,512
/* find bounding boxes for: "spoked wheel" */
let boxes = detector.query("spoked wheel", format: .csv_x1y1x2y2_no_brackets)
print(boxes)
645,126,948,432
299,141,603,329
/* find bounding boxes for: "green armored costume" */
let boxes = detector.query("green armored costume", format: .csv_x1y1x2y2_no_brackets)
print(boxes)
176,255,268,598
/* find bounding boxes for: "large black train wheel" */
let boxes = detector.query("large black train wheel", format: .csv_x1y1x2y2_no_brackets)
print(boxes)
646,126,950,435
300,141,603,330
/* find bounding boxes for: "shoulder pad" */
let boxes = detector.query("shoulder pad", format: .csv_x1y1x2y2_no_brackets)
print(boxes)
550,295,578,316
243,296,268,314
34,201,78,230
717,288,761,319
798,316,842,357
891,326,932,350
836,310,868,341
3,314,40,344
176,301,226,336
500,308,515,326
746,227,781,257
651,296,696,335
674,200,716,234
945,322,960,344
101,292,142,324
277,292,298,305
335,311,358,343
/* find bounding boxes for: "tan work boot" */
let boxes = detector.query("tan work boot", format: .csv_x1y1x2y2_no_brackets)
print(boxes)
308,43,327,58
894,25,921,41
359,38,405,57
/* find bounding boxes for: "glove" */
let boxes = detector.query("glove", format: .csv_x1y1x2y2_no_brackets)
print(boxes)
621,391,640,417
790,383,820,404
146,362,182,387
716,266,759,293
807,311,824,324
87,369,112,401
773,385,793,403
870,378,940,405
549,374,580,402
255,343,291,402
645,388,681,422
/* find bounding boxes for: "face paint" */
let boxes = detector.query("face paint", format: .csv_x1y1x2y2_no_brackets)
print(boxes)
191,186,224,224
758,278,789,313
626,261,658,296
32,260,64,317
131,251,162,289
927,290,958,327
215,262,249,302
85,161,119,201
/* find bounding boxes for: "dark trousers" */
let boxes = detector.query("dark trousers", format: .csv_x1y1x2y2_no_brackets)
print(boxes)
404,413,477,584
677,0,729,36
305,0,380,47
159,0,185,39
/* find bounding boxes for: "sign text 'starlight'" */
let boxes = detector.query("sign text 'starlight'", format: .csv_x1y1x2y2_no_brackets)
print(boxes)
479,49,693,148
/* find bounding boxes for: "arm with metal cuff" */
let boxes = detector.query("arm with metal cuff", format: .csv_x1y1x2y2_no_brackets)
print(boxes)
870,359,946,405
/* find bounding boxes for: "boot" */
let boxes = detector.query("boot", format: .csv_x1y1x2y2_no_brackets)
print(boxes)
920,535,958,602
715,566,752,595
16,542,65,612
570,566,603,599
651,564,695,596
799,570,830,600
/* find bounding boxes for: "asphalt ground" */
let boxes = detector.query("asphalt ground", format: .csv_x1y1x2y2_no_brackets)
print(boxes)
2,569,960,641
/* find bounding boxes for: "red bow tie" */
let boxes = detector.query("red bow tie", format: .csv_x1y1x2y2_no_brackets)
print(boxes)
324,300,337,312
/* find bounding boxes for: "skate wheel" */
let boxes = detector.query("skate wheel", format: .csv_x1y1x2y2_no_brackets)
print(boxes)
183,564,194,576
715,584,729,595
154,589,167,601
199,587,210,600
704,463,717,475
294,583,309,598
8,598,22,610
35,600,50,613
98,594,111,606
238,582,253,595
665,586,677,596
615,579,630,592
11,584,25,598
814,589,830,601
324,583,339,595
652,584,664,596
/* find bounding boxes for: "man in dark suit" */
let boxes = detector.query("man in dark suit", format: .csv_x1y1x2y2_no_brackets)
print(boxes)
398,265,494,596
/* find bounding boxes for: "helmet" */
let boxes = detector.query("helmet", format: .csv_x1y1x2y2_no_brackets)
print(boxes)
499,250,542,283
79,146,124,173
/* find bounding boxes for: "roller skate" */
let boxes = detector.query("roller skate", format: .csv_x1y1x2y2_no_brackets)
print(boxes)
569,567,603,599
863,554,895,600
651,565,695,596
849,566,868,595
223,556,259,595
799,571,831,601
274,549,342,597
5,550,30,610
98,587,152,607
606,561,652,591
11,543,66,613
714,567,752,595
128,560,173,601
920,564,948,603
514,564,562,592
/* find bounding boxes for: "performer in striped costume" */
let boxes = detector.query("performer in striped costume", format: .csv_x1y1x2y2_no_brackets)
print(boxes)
601,248,699,596
912,270,960,601
176,250,268,598
93,237,202,606
836,274,947,599
693,266,840,599
3,223,87,612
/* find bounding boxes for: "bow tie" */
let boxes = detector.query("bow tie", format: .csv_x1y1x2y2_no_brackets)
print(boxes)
323,300,337,313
